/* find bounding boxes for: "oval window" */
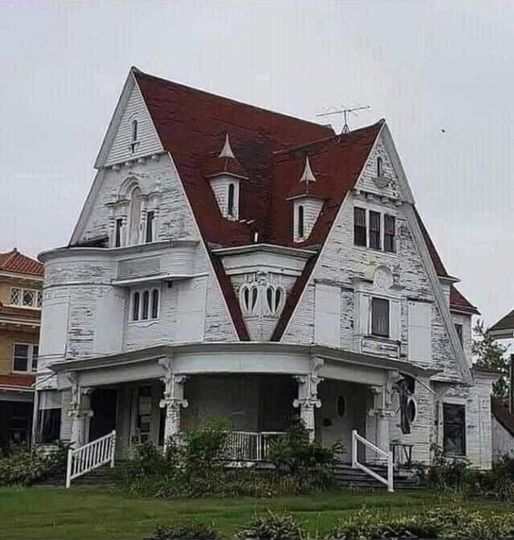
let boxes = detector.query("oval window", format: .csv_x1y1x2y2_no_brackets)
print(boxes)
336,395,346,418
406,397,417,424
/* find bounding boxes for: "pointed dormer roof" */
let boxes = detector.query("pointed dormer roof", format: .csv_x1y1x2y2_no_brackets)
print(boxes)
300,156,316,184
202,133,249,180
286,155,327,200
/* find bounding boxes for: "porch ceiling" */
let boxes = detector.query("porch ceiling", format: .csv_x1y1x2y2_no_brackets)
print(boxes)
48,342,440,390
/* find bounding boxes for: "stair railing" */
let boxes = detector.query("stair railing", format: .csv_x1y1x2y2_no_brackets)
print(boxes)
66,430,116,488
351,429,394,492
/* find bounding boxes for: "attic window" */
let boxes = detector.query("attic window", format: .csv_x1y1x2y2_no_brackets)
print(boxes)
227,184,235,217
297,205,305,239
130,119,139,153
377,156,383,177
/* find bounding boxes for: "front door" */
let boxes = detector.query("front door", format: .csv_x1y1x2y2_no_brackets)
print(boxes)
89,388,118,441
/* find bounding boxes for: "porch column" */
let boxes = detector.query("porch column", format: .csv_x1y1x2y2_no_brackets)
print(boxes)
68,376,93,448
293,359,324,441
369,383,394,453
159,366,188,445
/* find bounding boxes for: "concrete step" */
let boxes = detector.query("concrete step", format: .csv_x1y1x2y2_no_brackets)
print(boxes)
332,463,420,491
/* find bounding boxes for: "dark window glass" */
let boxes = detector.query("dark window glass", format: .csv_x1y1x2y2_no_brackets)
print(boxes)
337,395,346,417
145,211,154,243
227,184,235,217
151,289,159,319
369,211,381,249
371,297,390,338
13,344,29,372
32,346,38,373
298,205,304,238
377,156,383,177
455,323,463,345
354,207,367,246
37,408,61,444
443,403,466,455
384,214,396,253
406,398,417,424
132,119,138,142
142,291,150,320
115,218,123,247
132,292,140,321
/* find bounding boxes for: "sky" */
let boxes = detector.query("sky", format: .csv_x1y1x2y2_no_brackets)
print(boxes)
0,1,513,328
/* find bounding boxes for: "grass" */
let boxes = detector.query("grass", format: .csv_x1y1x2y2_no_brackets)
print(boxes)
0,488,512,540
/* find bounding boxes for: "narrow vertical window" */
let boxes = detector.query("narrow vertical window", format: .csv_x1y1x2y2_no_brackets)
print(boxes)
131,119,138,153
115,218,123,248
443,403,466,455
369,211,381,249
377,156,383,177
129,187,142,245
142,291,150,320
354,207,367,246
455,323,463,345
298,205,305,239
132,292,140,321
384,214,396,253
32,345,39,373
371,297,390,338
151,289,159,319
145,211,155,243
227,184,235,217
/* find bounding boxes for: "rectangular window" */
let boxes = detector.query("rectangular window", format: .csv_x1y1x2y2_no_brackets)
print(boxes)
115,218,123,248
443,403,466,455
455,323,463,345
371,297,390,338
36,408,61,444
10,288,21,306
9,287,40,309
384,214,396,253
13,344,38,373
354,207,367,246
145,211,155,244
369,211,381,249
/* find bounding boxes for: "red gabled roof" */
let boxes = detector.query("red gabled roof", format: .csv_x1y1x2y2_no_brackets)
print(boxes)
450,285,480,316
0,249,43,277
490,309,514,334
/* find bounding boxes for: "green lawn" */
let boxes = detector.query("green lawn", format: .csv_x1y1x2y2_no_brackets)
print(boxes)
0,488,512,540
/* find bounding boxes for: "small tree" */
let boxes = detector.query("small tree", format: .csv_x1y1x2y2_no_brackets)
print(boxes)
472,320,510,398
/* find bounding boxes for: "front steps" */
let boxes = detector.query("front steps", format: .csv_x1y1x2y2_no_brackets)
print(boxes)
32,465,116,490
333,463,420,490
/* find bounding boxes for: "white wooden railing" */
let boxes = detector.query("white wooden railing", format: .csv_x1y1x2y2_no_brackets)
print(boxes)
66,430,116,488
226,431,285,461
352,429,394,492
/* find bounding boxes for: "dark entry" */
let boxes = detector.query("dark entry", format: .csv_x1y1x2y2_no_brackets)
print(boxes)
89,389,118,441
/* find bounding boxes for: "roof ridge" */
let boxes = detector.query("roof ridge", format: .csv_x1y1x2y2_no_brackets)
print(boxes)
134,69,336,135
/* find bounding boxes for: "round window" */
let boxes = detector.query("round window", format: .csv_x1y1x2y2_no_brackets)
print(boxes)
406,397,417,424
336,395,346,418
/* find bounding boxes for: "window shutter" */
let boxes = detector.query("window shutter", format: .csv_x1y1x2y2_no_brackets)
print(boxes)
390,300,401,341
408,301,432,363
314,284,341,346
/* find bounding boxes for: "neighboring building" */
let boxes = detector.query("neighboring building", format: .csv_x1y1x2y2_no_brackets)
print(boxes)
489,310,514,460
0,249,43,450
36,67,494,468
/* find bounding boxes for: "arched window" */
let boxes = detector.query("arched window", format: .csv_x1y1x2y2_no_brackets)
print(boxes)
129,187,142,245
132,292,140,321
151,289,159,319
131,120,138,153
227,184,235,217
377,156,383,177
297,205,305,239
141,290,150,320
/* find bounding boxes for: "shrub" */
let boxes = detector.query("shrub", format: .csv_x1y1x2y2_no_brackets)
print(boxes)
0,444,66,486
237,511,305,540
145,523,221,540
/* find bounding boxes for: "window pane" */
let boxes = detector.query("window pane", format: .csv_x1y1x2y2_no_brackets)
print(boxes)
32,345,39,372
151,289,159,319
22,290,35,307
298,205,304,238
455,324,463,345
13,344,29,372
132,292,140,321
142,291,150,320
145,212,154,244
377,156,383,177
115,218,123,247
10,288,21,305
371,298,390,337
384,214,396,253
354,207,367,246
443,403,466,455
369,211,381,249
227,184,235,217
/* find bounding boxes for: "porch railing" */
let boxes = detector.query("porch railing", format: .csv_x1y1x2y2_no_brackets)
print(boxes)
351,429,394,492
225,431,285,462
66,430,116,488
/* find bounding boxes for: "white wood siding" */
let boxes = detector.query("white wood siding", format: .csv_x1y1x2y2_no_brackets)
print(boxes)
314,283,341,346
408,301,432,363
176,277,207,342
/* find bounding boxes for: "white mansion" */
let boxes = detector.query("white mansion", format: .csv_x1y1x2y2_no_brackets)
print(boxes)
36,67,494,470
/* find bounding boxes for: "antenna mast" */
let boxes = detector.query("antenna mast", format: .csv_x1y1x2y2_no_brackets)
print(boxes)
317,104,370,134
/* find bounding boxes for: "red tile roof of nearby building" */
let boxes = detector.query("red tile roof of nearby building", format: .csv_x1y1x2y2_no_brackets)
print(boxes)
0,249,43,277
0,374,35,390
490,309,514,334
134,69,478,338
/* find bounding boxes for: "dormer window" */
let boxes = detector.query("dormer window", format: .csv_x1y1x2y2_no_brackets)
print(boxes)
130,119,139,153
297,205,305,239
227,183,235,218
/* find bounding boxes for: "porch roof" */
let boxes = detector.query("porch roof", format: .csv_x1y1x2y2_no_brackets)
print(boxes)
48,342,440,386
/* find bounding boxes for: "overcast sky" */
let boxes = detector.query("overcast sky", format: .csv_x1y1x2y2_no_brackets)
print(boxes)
1,1,513,327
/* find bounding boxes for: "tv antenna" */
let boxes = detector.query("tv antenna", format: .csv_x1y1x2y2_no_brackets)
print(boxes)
317,104,370,134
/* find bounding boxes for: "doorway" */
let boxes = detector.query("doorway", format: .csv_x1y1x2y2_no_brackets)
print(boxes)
89,388,118,441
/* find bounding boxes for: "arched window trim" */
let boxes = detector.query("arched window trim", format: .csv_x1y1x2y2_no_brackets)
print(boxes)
131,287,160,322
265,285,285,316
239,284,259,316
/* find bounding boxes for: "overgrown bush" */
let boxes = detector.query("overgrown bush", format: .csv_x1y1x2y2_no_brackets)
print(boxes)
145,523,221,540
414,445,472,490
236,511,305,540
0,444,66,486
